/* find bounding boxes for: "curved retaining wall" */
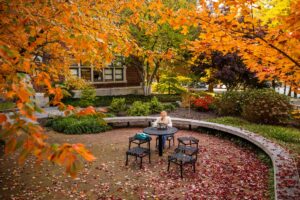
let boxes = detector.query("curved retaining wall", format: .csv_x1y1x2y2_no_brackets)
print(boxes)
104,116,300,200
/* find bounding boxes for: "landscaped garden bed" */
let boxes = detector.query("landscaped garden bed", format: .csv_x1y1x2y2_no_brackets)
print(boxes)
62,94,181,108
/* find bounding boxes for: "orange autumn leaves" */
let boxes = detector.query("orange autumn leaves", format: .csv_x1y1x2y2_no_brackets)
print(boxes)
0,0,132,177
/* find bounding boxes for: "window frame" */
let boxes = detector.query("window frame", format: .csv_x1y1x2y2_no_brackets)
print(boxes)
70,63,126,83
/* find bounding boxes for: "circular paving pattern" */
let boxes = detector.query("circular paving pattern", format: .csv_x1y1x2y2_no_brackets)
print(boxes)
0,128,272,199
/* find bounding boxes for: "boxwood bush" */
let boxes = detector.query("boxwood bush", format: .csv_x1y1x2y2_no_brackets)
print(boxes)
109,98,127,114
45,114,111,134
127,101,151,116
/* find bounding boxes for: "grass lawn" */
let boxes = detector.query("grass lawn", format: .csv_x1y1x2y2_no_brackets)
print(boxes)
207,117,300,171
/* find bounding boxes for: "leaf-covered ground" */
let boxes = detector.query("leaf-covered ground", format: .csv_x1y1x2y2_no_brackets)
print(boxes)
0,128,271,199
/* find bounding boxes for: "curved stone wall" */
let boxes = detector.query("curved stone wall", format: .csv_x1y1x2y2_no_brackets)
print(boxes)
104,116,300,200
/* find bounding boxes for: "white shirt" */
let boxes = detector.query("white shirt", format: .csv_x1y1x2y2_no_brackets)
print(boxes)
153,116,172,128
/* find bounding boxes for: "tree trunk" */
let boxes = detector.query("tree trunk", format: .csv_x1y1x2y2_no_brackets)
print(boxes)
272,80,276,89
288,85,292,97
144,61,161,96
144,85,151,96
208,83,214,92
284,82,286,95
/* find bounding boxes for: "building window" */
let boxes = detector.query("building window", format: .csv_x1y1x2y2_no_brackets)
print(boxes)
70,68,79,77
115,68,124,81
93,70,103,82
81,68,92,81
69,59,126,83
104,68,113,81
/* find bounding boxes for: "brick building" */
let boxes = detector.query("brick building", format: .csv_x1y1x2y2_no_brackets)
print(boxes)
70,57,144,97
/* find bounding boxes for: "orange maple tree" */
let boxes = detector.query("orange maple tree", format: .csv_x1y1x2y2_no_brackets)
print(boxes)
185,0,300,91
132,0,299,90
0,0,136,177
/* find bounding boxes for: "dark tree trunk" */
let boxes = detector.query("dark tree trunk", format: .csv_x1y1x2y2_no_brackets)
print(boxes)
208,83,214,92
288,85,292,97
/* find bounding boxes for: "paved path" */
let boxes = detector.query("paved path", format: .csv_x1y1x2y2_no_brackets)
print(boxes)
106,116,300,200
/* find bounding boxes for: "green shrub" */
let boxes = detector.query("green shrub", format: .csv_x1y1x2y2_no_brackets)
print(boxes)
79,85,96,107
0,101,15,111
163,103,177,112
154,94,181,102
241,89,292,124
149,97,164,114
215,91,245,116
109,98,127,113
63,94,181,107
45,113,111,134
127,101,150,116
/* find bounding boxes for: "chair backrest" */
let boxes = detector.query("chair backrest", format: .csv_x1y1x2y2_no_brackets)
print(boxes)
128,136,151,150
178,137,199,148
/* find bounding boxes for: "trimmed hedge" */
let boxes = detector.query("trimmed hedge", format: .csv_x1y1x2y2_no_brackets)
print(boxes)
45,114,111,134
62,94,181,107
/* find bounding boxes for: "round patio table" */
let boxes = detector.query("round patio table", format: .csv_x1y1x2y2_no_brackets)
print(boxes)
143,127,178,156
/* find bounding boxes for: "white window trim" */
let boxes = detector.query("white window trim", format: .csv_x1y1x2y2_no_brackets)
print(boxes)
71,64,127,83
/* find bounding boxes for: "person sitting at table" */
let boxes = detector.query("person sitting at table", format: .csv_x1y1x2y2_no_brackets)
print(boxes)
152,111,172,148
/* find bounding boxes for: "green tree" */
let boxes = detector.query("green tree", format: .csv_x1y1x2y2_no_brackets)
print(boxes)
124,0,199,95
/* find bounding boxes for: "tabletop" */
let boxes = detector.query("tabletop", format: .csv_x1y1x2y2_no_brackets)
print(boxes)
143,127,178,136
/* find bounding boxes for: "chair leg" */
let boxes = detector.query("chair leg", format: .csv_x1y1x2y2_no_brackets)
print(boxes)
125,154,128,166
148,153,151,164
167,160,170,171
180,164,183,178
193,162,196,173
140,157,143,169
173,137,175,146
168,139,171,148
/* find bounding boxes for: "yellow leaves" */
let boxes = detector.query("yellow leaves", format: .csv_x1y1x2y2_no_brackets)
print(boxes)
72,144,96,162
49,87,63,106
48,142,95,178
35,72,51,89
11,83,31,103
181,26,189,35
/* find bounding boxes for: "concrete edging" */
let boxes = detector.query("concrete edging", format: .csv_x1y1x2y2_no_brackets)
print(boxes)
104,116,300,200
